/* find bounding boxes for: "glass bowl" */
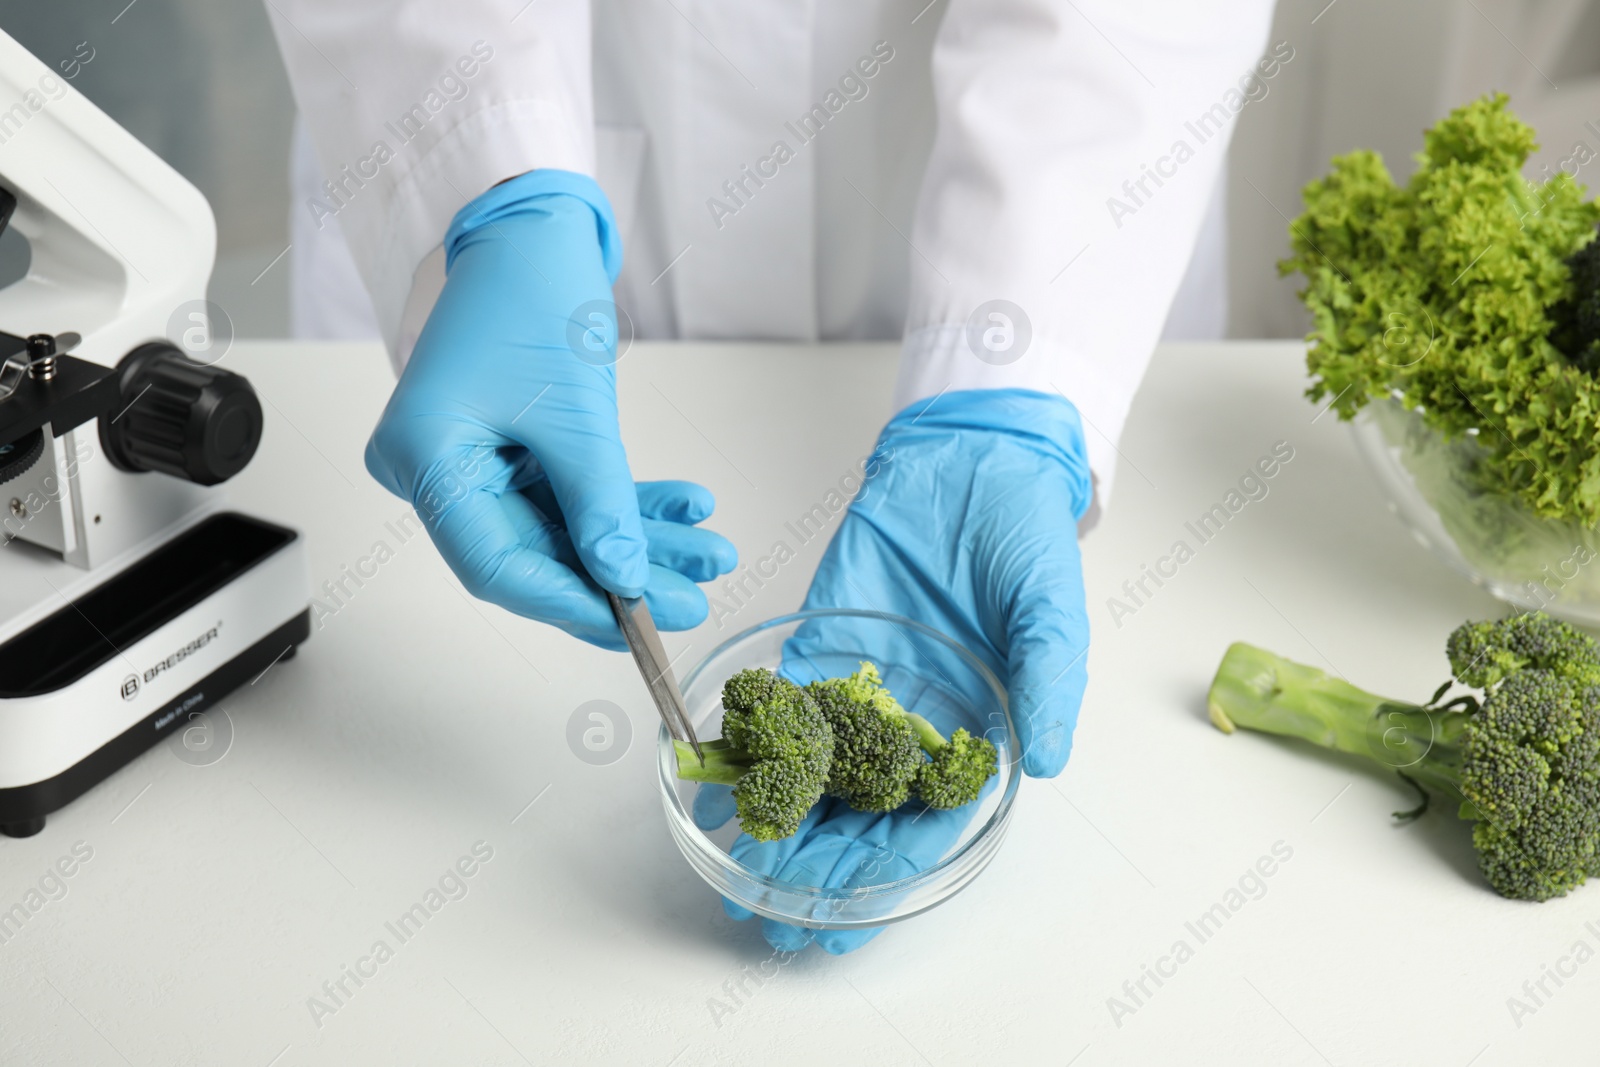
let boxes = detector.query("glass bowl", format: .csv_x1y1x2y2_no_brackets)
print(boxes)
1351,397,1600,626
657,609,1019,930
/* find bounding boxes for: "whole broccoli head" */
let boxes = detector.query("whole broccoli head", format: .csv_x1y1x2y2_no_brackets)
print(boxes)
675,668,834,842
1447,616,1600,900
1209,612,1600,902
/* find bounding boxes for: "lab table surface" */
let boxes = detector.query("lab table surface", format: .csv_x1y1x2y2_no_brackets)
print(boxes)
0,340,1583,1066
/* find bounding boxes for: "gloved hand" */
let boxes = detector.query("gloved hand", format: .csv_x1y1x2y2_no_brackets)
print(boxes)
697,388,1093,952
365,171,736,649
694,780,988,954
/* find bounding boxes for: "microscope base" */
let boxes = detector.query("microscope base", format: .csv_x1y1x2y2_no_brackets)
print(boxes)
0,512,311,834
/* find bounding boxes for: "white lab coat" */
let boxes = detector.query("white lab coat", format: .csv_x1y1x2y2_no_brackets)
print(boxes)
269,0,1278,494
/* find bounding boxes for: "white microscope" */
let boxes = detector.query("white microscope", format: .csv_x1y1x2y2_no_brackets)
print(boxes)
0,30,310,836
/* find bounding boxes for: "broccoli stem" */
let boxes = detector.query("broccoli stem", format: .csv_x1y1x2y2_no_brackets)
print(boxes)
1208,642,1465,800
903,712,947,753
675,716,955,784
672,712,943,789
673,739,750,786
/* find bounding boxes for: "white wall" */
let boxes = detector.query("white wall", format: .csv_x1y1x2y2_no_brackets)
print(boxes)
0,0,295,336
1229,0,1600,338
2,1,1597,340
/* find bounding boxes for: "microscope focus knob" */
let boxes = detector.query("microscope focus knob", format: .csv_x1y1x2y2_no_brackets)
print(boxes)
100,342,263,486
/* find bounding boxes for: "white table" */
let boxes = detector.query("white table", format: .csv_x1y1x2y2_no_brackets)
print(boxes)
0,340,1581,1066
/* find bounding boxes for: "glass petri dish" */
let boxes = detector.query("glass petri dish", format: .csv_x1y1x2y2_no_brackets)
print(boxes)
657,609,1019,930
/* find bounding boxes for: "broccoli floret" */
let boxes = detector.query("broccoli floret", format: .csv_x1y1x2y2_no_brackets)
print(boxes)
807,670,923,812
674,668,834,842
1447,613,1600,687
1208,613,1600,901
677,662,1001,838
917,728,1002,810
810,662,999,812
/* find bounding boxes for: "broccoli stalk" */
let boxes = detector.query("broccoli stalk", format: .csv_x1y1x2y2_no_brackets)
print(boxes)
1207,613,1600,902
672,739,757,786
1206,643,1467,803
903,713,947,754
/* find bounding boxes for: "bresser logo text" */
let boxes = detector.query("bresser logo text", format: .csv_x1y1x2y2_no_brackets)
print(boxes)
143,624,221,684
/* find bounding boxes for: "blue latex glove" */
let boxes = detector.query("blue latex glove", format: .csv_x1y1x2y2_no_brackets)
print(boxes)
365,171,736,649
697,388,1092,953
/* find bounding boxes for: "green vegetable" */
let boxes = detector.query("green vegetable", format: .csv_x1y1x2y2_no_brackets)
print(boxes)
916,726,1001,811
1282,93,1600,524
1549,232,1600,375
674,668,834,842
1207,613,1600,901
807,662,1000,812
676,662,1001,840
807,665,924,812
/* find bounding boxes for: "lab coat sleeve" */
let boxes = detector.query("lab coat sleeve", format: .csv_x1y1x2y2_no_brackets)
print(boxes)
896,0,1281,500
264,1,596,355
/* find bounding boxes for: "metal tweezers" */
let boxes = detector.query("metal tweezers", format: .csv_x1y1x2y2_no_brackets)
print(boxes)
607,592,703,763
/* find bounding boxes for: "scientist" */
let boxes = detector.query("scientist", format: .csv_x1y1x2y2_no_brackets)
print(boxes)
267,0,1279,953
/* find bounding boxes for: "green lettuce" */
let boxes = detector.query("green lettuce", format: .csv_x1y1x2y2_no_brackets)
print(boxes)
1282,94,1600,524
